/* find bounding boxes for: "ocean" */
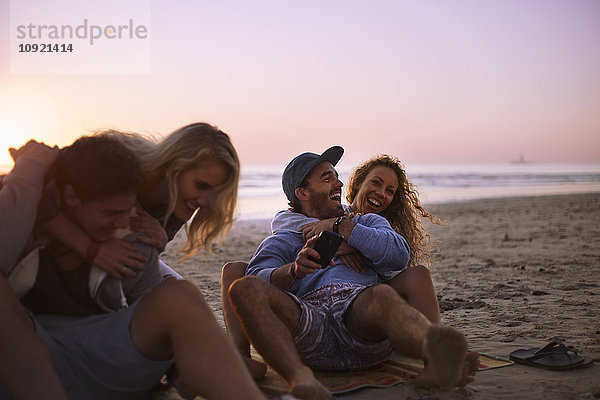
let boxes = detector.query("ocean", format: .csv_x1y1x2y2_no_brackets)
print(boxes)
237,163,600,220
3,162,599,221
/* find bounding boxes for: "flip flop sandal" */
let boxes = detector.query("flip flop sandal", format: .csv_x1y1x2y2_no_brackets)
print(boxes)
509,341,592,371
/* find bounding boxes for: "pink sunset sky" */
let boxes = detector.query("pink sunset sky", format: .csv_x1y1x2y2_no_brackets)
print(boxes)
0,0,599,168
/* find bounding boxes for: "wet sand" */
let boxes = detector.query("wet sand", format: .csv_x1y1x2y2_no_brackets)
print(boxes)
160,193,600,399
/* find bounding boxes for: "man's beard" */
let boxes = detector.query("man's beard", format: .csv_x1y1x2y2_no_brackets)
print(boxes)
307,188,344,219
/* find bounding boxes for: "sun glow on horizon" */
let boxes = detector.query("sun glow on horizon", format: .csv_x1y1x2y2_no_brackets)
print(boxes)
0,115,40,166
0,83,86,165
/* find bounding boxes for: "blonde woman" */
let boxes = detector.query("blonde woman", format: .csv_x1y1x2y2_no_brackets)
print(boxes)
45,122,240,279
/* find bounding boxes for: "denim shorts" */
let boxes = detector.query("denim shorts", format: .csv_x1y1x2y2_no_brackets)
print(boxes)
288,283,393,371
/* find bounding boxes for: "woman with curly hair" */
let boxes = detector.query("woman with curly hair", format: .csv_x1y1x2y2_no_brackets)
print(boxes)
221,154,442,379
343,154,442,323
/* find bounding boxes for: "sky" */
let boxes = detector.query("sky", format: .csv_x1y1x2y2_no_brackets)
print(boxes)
1,0,599,169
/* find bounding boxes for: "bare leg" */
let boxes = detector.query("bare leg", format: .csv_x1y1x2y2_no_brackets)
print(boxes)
221,261,267,379
130,279,265,400
0,276,69,400
385,265,441,324
229,276,331,400
345,284,477,388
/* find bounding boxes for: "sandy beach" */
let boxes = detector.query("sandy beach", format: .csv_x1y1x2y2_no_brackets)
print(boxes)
160,193,600,400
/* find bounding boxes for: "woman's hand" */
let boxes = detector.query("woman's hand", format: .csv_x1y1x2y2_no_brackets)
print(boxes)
339,253,366,274
129,209,168,252
299,218,336,241
93,238,147,279
336,242,365,274
300,221,366,273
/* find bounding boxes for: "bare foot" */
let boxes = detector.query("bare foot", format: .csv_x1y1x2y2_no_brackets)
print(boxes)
415,350,479,388
419,326,468,388
289,367,331,400
463,351,479,385
244,356,268,379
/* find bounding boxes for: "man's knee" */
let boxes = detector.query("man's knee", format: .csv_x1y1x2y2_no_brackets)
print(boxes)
229,276,301,333
229,275,269,308
145,279,210,316
221,261,248,287
367,284,402,301
158,278,201,297
361,284,406,316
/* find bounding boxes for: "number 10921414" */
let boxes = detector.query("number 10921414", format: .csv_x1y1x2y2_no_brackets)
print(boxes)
18,43,73,52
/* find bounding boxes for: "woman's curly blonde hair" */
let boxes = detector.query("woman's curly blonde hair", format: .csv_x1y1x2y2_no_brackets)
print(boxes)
346,154,443,267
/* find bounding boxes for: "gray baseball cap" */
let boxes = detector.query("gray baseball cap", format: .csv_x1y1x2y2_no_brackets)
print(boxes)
282,146,344,202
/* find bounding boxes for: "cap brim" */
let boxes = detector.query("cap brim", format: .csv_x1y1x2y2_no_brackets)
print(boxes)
315,146,344,169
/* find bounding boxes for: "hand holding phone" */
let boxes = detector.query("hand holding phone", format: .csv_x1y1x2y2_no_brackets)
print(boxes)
308,230,344,268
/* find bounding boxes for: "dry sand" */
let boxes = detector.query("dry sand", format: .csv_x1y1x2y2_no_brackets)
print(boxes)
160,193,600,400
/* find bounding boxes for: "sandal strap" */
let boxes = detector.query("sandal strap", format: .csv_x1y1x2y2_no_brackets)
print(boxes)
526,342,578,361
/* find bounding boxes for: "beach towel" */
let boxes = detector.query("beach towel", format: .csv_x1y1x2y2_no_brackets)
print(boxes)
258,351,514,395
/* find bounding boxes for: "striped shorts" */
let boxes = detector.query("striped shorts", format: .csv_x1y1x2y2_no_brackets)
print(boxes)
288,283,393,371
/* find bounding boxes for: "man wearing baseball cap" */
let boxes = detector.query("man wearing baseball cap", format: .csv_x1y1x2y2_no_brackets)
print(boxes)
281,145,344,213
229,146,474,400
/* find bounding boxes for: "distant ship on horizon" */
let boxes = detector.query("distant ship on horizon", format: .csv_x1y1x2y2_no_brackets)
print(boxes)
510,154,535,164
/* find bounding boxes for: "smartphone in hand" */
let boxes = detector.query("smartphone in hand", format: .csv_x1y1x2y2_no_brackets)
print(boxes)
309,231,344,268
